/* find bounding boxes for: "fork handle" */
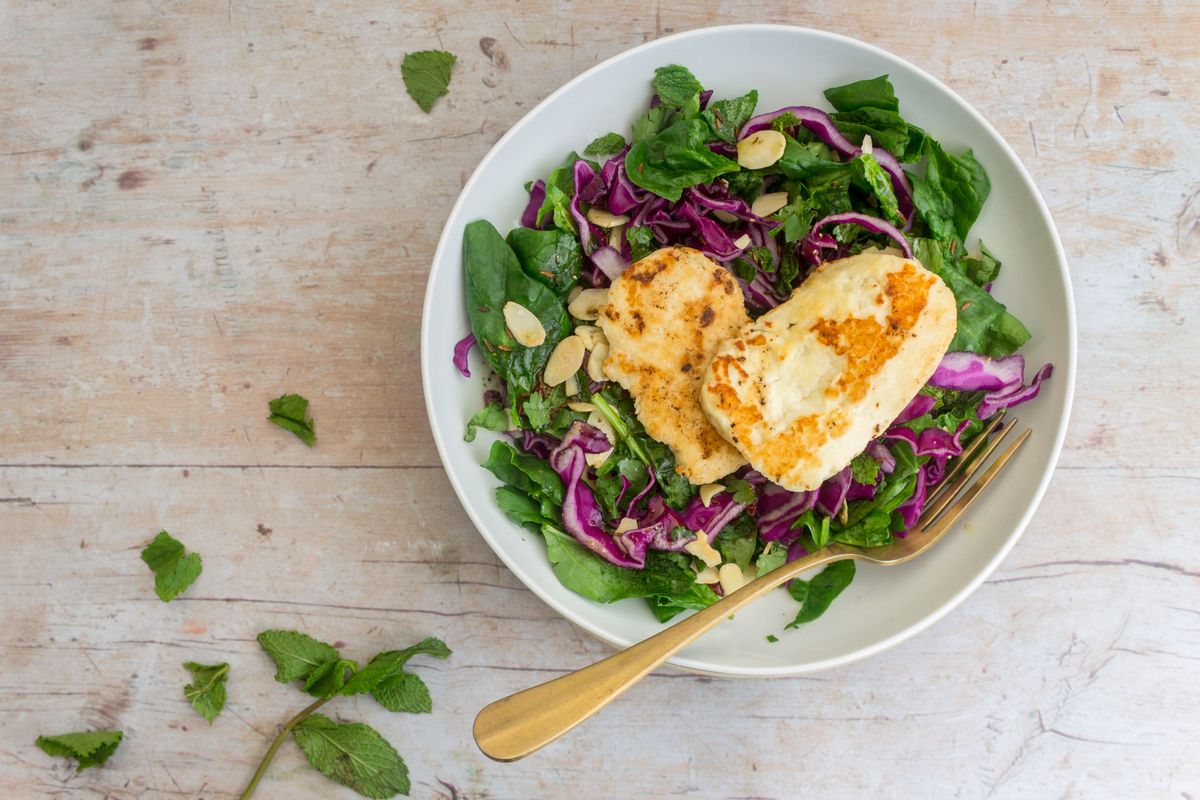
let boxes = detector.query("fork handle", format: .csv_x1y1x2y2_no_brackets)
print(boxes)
473,547,851,761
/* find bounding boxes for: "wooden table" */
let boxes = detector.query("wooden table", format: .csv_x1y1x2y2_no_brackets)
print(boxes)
2,2,1197,798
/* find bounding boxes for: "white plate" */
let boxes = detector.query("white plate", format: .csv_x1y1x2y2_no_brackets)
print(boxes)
420,24,1076,677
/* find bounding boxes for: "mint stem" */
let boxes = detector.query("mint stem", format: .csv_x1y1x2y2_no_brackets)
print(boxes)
239,695,330,800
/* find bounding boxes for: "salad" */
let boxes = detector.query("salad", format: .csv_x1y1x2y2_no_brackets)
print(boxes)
454,67,1051,628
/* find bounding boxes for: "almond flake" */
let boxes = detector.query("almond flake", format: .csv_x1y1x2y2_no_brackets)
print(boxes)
502,301,546,347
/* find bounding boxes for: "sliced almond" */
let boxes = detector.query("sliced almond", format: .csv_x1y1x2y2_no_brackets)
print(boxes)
718,563,747,594
737,130,786,170
712,210,739,224
586,207,631,228
584,410,615,468
614,517,638,535
731,234,751,250
567,401,597,413
573,324,607,351
568,288,609,321
699,483,726,508
586,340,609,382
568,285,583,304
543,335,585,387
608,224,626,250
684,529,722,568
861,133,874,155
751,191,790,218
502,301,546,347
564,374,581,397
694,565,720,585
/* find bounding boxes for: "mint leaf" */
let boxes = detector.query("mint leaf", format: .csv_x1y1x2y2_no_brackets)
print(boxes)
35,731,123,772
268,393,316,447
755,544,786,574
256,630,340,685
464,402,508,442
401,50,456,114
701,89,758,143
140,531,202,602
340,637,451,712
304,658,358,699
723,477,756,505
652,64,701,108
850,453,880,486
183,662,229,722
583,132,626,156
371,672,432,714
625,226,656,263
292,714,409,798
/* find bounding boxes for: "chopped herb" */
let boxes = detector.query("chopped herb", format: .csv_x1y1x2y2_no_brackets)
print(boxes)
268,393,316,447
583,132,627,156
140,530,202,602
401,50,456,113
183,661,229,723
35,731,123,772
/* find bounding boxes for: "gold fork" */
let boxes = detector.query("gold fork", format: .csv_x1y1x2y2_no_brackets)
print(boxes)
474,413,1030,761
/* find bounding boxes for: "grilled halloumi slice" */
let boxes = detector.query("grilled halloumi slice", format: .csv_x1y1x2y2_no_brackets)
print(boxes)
700,251,956,492
598,247,749,484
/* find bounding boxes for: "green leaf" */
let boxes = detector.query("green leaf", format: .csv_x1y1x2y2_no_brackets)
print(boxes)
714,515,756,572
830,107,910,154
625,225,656,263
786,560,856,627
583,132,627,156
495,486,553,530
340,638,451,701
766,634,780,643
464,402,508,443
652,64,702,107
481,440,564,506
850,452,880,486
961,240,1002,286
505,227,583,297
912,238,1030,357
851,153,902,225
140,530,202,602
777,138,845,181
371,672,433,714
723,477,757,506
701,89,758,143
631,105,670,144
256,630,341,685
304,658,358,699
35,731,123,772
649,580,719,623
522,391,554,431
540,525,697,604
909,139,991,241
401,49,456,113
182,662,228,722
755,544,787,574
463,220,571,402
268,393,316,446
292,714,410,798
824,75,899,112
625,117,739,201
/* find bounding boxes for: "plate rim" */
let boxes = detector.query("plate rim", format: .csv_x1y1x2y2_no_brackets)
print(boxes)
420,23,1077,677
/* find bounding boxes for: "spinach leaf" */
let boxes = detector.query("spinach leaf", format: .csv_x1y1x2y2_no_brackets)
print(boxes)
625,118,739,201
776,138,844,181
851,153,902,225
540,525,699,604
495,486,554,531
464,401,508,442
830,107,910,154
786,560,856,626
583,132,626,156
824,75,899,112
625,225,656,262
463,219,571,401
652,64,702,108
594,457,650,521
909,139,991,241
701,89,759,143
650,580,720,623
534,152,591,233
481,440,564,506
961,240,1002,286
755,544,787,575
505,227,582,297
912,238,1030,357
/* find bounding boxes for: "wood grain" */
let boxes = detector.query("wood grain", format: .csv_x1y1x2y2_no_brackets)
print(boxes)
1,1,1197,798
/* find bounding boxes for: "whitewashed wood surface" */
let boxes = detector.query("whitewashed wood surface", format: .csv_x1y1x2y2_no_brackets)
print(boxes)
2,2,1197,798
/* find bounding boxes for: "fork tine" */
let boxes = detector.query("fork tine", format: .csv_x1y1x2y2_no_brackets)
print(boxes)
917,417,1017,528
917,428,1032,538
922,409,1007,512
